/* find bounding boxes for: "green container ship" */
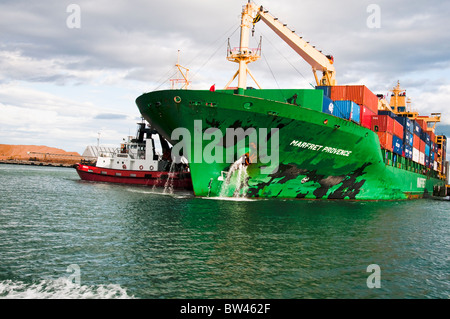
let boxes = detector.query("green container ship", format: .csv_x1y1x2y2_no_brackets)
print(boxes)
136,1,448,200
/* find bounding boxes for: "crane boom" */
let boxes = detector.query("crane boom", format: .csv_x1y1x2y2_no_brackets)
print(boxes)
254,5,336,86
225,1,337,90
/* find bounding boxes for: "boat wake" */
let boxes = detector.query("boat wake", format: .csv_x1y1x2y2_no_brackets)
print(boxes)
0,278,134,299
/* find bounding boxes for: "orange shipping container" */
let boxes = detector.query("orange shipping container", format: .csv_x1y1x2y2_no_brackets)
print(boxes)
330,86,347,101
345,85,379,114
413,135,420,149
419,140,425,153
330,85,379,114
393,119,404,138
377,131,393,151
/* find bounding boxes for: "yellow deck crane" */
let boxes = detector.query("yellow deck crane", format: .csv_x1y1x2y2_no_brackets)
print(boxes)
225,1,336,92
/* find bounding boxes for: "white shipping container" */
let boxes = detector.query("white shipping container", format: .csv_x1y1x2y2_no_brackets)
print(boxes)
434,161,438,171
412,148,420,163
419,152,425,165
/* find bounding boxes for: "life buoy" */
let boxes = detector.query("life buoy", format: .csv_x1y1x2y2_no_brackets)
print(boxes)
139,165,143,170
122,164,127,169
149,165,154,171
174,96,181,103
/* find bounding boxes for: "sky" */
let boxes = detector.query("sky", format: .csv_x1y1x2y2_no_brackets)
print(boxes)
1,0,450,155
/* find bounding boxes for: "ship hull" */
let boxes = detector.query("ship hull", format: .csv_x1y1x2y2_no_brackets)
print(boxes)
75,164,193,190
136,89,444,200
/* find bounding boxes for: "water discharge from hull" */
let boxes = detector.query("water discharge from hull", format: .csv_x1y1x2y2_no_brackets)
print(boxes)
163,162,176,194
218,155,249,198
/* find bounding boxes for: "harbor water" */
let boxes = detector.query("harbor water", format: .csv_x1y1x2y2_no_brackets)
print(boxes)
0,163,448,299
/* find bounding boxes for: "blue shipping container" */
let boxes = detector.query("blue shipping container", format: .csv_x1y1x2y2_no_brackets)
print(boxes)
403,131,413,146
425,143,430,156
396,117,412,133
392,135,403,155
431,151,435,161
316,86,331,98
351,101,360,123
403,144,413,159
420,131,431,144
333,100,352,120
413,121,422,136
378,110,397,118
322,96,334,115
425,156,430,167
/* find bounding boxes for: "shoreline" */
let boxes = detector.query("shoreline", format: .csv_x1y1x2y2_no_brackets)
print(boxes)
0,159,76,168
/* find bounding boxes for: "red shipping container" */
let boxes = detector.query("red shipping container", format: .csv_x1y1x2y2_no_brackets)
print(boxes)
371,115,394,133
415,119,427,132
330,85,379,114
393,119,404,138
345,85,379,114
360,105,377,129
429,131,435,144
413,135,420,149
419,140,425,153
377,131,393,151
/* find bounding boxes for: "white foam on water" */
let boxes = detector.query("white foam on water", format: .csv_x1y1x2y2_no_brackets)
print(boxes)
0,278,134,299
163,162,176,194
218,156,249,198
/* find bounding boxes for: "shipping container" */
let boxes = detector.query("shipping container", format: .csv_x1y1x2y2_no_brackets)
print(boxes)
413,120,422,136
415,118,428,132
377,131,393,151
430,151,434,161
425,144,430,156
396,117,412,133
333,100,352,120
419,152,425,165
420,131,431,145
330,85,378,114
412,148,420,163
413,135,420,150
430,131,435,144
392,135,403,155
316,86,331,98
345,85,379,113
393,119,404,139
425,156,430,168
330,86,346,101
360,105,376,129
371,115,394,133
434,161,438,171
404,131,413,146
403,144,413,159
419,139,425,153
351,101,361,123
378,110,397,118
322,96,334,115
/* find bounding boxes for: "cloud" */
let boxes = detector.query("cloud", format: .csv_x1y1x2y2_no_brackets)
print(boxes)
94,113,129,120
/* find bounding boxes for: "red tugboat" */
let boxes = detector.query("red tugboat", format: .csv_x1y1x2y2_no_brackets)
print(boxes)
75,122,192,190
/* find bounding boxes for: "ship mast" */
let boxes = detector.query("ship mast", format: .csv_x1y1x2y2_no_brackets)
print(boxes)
170,50,191,90
225,1,261,93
